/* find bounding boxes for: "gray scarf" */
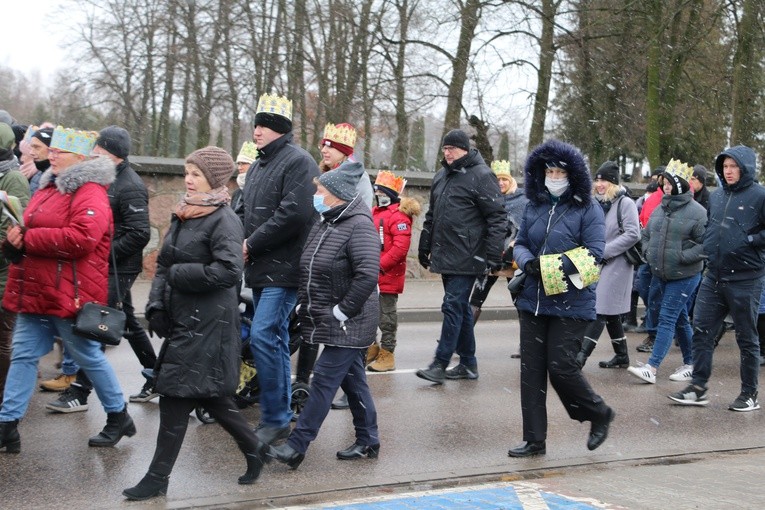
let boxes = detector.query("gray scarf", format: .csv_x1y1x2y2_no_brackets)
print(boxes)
0,156,20,177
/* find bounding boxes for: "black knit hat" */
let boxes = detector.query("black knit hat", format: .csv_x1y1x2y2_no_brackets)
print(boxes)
254,112,292,134
594,161,619,185
186,146,235,189
692,164,707,183
96,125,131,159
374,184,400,203
31,127,54,147
662,171,690,196
442,129,470,151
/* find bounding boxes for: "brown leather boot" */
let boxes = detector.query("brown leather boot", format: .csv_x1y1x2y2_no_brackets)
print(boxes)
365,343,380,365
367,349,395,372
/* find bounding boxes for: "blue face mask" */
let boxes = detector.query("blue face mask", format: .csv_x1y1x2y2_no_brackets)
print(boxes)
313,194,330,213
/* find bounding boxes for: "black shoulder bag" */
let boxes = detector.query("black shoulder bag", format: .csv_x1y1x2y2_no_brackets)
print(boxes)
616,196,644,267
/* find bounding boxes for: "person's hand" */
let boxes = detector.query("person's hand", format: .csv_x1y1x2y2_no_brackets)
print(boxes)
418,250,430,269
501,246,514,266
487,259,502,273
524,257,541,277
6,225,24,249
242,240,249,262
19,161,37,180
147,310,172,339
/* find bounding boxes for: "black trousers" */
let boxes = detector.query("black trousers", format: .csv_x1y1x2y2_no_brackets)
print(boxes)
518,311,610,442
148,396,259,477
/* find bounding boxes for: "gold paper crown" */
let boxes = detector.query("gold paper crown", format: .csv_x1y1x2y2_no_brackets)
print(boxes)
322,123,357,148
491,160,511,178
374,170,406,194
50,126,98,156
236,141,259,164
256,93,293,121
664,158,693,183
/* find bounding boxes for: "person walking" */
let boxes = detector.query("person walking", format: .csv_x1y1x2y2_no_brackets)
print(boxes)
243,94,319,444
416,129,506,384
508,139,614,458
576,161,639,369
269,165,380,469
123,147,267,500
626,160,706,384
670,145,765,411
0,126,135,453
365,171,420,372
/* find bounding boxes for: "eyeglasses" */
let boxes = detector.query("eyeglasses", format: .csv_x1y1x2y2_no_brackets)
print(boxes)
47,148,73,158
442,146,460,153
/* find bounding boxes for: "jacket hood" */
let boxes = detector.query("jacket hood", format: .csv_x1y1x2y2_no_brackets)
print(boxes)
715,145,757,191
38,155,116,194
440,148,485,172
524,139,591,207
398,196,421,217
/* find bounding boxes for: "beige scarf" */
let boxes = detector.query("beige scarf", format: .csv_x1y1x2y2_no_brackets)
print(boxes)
174,187,231,220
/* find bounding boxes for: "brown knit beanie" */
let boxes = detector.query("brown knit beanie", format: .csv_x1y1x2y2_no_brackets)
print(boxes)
186,146,235,189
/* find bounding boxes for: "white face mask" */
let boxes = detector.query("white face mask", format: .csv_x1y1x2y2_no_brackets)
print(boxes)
545,176,569,198
376,194,391,207
236,172,247,190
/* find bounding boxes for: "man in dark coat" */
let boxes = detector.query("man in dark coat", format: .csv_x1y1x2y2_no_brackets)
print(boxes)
46,126,156,413
670,145,765,411
242,94,320,444
416,129,506,384
690,164,710,213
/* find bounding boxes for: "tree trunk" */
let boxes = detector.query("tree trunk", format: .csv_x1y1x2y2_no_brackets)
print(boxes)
730,0,762,147
527,0,557,151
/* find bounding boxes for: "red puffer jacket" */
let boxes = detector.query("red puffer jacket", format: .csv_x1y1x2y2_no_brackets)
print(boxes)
2,156,115,318
373,197,421,294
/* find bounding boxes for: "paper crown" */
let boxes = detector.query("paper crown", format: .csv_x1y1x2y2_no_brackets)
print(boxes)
322,123,357,149
491,160,511,178
664,158,693,183
236,141,259,164
539,247,600,296
256,93,293,121
374,170,406,194
23,125,39,142
50,126,98,156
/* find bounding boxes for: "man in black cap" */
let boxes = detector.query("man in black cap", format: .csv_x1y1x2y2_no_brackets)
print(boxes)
690,165,710,213
46,126,155,413
416,129,506,384
242,94,319,445
26,127,54,194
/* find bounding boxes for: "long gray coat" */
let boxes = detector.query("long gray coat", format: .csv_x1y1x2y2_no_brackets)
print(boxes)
595,193,640,315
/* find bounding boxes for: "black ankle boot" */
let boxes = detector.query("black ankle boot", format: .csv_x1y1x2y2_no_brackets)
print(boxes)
239,442,269,484
0,420,20,453
599,338,629,368
269,443,304,469
123,472,169,501
575,337,598,368
508,441,546,458
336,442,380,460
89,405,137,447
588,407,615,451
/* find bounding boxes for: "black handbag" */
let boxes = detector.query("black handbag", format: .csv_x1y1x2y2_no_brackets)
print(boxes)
71,249,126,346
616,196,645,267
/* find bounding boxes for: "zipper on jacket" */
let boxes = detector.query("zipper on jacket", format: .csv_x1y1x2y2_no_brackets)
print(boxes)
535,203,556,316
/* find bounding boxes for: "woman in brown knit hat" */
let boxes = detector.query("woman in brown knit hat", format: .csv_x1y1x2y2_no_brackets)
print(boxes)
123,146,267,501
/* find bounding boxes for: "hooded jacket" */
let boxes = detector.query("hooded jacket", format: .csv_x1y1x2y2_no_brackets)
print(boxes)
374,197,421,294
704,145,765,282
513,140,605,320
298,195,380,348
242,132,320,288
2,156,115,318
418,149,506,275
107,159,150,275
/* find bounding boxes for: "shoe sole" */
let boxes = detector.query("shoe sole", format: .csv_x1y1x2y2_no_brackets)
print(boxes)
129,394,159,403
507,448,546,458
415,371,444,385
669,375,692,382
627,367,655,384
444,373,479,380
667,395,709,406
366,366,395,372
45,403,88,413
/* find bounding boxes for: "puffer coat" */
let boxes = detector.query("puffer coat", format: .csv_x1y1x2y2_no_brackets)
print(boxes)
513,140,605,320
3,156,115,318
147,206,244,399
107,159,150,275
374,197,420,294
298,195,380,348
642,192,706,281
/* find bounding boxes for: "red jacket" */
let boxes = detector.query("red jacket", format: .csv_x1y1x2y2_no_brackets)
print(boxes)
373,197,420,294
639,188,664,228
3,156,115,318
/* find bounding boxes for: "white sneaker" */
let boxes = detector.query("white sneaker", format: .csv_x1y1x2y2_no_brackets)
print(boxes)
669,364,693,382
627,364,656,384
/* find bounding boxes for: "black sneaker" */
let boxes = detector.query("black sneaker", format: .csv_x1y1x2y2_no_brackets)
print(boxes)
444,364,479,380
729,392,760,412
46,387,89,413
415,362,445,384
129,381,159,403
636,335,654,353
668,384,708,406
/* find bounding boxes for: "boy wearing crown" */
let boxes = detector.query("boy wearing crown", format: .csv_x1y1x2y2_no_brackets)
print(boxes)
364,172,420,372
670,145,765,411
242,94,319,444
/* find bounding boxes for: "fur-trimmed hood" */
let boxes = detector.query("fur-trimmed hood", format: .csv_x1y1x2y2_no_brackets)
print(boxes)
524,139,591,207
38,155,116,194
398,196,421,217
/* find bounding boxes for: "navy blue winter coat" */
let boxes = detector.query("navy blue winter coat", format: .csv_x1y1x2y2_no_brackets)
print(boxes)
705,145,765,282
513,140,605,320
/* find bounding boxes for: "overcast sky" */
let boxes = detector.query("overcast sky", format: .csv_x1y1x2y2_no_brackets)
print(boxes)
3,3,66,79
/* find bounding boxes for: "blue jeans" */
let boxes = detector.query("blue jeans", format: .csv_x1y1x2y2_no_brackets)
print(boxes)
692,276,763,395
249,287,297,428
647,274,700,369
61,348,78,376
0,314,126,421
434,275,476,367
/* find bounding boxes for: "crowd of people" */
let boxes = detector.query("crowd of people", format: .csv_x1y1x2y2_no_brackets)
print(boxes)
0,101,763,501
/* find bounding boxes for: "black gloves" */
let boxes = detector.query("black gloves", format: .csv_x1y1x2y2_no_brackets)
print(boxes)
148,309,172,339
524,257,541,277
486,259,502,273
418,250,430,269
501,246,514,267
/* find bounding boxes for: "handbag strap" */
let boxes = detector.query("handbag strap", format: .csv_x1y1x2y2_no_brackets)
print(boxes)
615,196,625,234
72,233,121,311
